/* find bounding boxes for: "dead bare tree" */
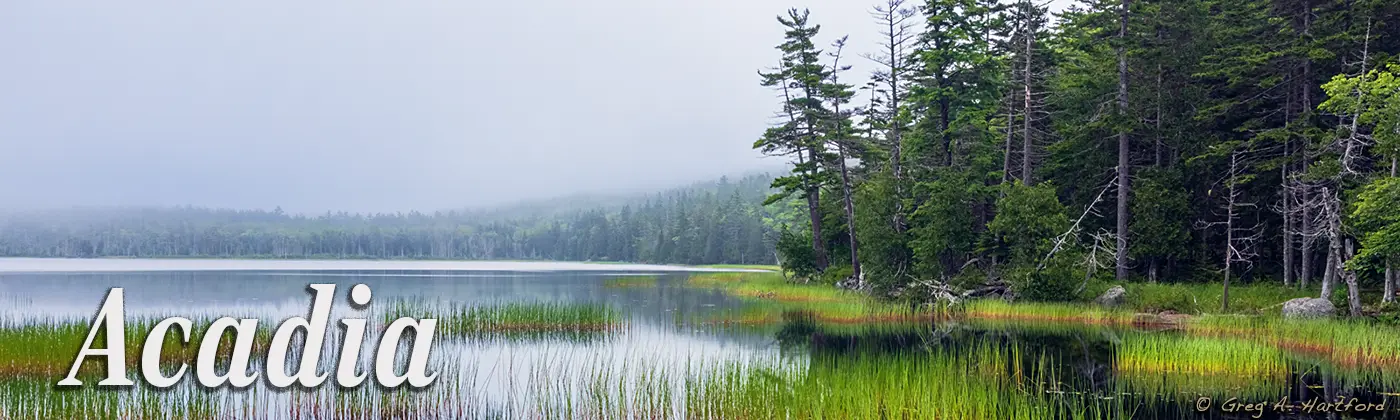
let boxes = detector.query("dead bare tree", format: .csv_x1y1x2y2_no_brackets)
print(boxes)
864,0,918,234
1314,19,1374,316
1115,0,1133,281
1390,158,1398,303
1079,230,1118,294
1039,173,1117,273
1196,147,1264,312
1012,1,1052,186
826,37,863,283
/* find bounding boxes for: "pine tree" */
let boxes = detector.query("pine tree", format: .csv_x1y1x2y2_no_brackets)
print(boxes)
755,9,841,272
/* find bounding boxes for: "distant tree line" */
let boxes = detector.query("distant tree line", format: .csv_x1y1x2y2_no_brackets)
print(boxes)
756,0,1400,314
0,175,782,266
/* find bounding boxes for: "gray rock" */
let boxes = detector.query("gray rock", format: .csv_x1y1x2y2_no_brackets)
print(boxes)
1094,286,1127,307
1282,297,1335,319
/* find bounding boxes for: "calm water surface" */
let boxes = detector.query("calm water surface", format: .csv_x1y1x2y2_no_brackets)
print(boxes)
0,259,1395,419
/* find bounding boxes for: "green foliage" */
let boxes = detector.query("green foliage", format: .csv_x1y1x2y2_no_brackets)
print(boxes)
774,227,819,280
1011,257,1079,302
818,265,855,285
853,172,911,292
1349,177,1400,270
1129,169,1192,266
907,173,980,277
1320,64,1400,163
1373,301,1400,325
1130,285,1202,313
988,181,1069,266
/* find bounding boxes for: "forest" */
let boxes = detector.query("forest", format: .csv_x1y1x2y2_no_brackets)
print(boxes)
0,175,781,266
5,0,1400,319
753,0,1400,316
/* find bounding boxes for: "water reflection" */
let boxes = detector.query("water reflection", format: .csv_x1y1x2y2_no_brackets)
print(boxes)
0,269,1396,419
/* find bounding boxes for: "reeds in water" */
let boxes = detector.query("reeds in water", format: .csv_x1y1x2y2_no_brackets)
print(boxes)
603,275,660,288
386,300,627,341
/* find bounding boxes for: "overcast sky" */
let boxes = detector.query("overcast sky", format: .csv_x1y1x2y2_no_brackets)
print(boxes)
0,1,1071,214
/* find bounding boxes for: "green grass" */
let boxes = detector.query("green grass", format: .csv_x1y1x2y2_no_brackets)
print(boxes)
684,272,937,324
386,300,626,340
602,275,660,288
1114,333,1291,399
683,343,1118,419
696,264,781,271
962,299,1135,326
1116,333,1287,377
686,271,1400,373
1188,315,1400,370
0,317,273,380
0,353,472,419
1124,282,1315,315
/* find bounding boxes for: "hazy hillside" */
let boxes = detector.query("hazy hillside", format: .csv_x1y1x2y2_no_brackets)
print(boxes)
0,174,783,265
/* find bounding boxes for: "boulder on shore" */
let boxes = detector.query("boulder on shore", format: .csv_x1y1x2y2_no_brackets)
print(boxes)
1094,286,1127,307
1282,297,1335,319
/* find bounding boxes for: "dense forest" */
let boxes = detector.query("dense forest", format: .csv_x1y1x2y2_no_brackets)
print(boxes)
0,175,782,266
5,0,1400,318
755,0,1400,315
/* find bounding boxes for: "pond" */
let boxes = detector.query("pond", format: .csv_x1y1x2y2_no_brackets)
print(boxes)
0,259,1395,419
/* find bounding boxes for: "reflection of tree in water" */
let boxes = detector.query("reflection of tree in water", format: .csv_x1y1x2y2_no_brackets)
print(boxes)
774,313,1113,384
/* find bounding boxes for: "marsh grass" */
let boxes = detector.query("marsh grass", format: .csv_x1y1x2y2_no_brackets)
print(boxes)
683,343,1119,420
386,299,626,340
685,272,937,325
602,275,660,288
0,346,473,420
687,272,1400,374
1118,282,1317,315
1189,316,1400,371
0,317,274,380
1115,334,1287,387
962,300,1134,326
696,264,781,271
0,378,222,420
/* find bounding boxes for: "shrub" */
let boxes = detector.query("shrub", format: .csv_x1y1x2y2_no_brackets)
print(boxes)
775,228,819,280
818,265,855,285
1131,285,1201,313
1011,259,1078,302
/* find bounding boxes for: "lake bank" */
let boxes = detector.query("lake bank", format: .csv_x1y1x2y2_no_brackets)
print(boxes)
684,271,1400,372
2,265,1396,418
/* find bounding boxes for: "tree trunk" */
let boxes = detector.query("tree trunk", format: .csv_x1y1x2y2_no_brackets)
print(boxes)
1021,21,1035,185
1389,158,1398,303
1321,246,1335,299
1149,258,1158,283
1115,0,1132,281
940,96,953,167
1343,239,1361,316
838,146,861,281
1301,192,1313,288
1154,63,1162,168
1002,79,1016,185
1282,96,1294,287
1283,206,1295,287
1330,20,1371,316
1223,151,1237,312
1297,0,1314,291
1386,264,1396,304
886,15,906,235
805,148,828,271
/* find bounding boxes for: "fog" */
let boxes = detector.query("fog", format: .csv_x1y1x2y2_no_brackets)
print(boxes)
0,1,1068,214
